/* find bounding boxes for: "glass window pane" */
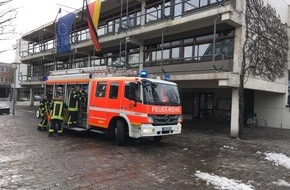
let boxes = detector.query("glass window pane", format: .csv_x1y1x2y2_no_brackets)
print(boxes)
156,50,162,60
97,27,105,36
172,47,180,58
222,39,234,58
199,43,211,56
215,41,221,54
96,83,107,97
174,0,182,18
136,12,141,25
146,7,157,22
157,5,162,19
163,49,170,59
108,21,113,33
152,51,157,61
185,0,199,11
144,51,151,62
184,46,193,59
200,0,208,7
109,83,119,99
164,2,171,17
129,53,139,65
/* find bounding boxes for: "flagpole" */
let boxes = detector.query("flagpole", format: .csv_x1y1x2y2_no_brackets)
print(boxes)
56,4,79,11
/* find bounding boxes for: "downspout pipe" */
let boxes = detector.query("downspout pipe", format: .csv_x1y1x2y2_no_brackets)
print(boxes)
212,15,221,71
161,27,168,74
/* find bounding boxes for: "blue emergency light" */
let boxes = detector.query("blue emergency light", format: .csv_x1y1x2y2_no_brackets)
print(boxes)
140,70,148,78
164,74,170,81
42,76,48,81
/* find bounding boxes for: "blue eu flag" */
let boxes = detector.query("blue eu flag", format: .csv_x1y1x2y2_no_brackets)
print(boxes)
57,13,75,53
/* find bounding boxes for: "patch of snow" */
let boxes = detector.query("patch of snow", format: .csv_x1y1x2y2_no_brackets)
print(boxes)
223,145,234,149
195,171,255,190
256,151,261,154
271,179,290,187
183,148,188,151
264,152,290,169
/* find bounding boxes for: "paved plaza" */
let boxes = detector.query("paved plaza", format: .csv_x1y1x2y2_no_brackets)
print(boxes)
0,100,290,190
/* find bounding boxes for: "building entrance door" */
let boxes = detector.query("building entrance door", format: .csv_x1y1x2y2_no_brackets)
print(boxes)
193,93,213,119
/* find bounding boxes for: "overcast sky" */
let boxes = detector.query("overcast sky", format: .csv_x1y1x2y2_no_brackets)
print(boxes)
0,0,84,63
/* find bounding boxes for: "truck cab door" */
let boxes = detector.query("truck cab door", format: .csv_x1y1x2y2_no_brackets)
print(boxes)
88,81,108,128
121,82,143,120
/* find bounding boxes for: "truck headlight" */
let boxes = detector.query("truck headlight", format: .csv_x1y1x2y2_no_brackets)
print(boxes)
143,128,155,134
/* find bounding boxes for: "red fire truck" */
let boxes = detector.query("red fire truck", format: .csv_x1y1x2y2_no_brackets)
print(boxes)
45,69,182,145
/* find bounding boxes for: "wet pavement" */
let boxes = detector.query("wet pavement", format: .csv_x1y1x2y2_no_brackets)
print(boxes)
0,100,290,190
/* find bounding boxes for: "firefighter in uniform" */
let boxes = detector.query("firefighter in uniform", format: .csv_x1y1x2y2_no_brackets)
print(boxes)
49,96,67,137
67,87,81,128
38,94,50,131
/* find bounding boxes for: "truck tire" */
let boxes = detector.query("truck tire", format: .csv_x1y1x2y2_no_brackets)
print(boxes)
116,120,125,146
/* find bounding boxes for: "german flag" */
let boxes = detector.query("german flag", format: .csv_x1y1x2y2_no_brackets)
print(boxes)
86,0,101,51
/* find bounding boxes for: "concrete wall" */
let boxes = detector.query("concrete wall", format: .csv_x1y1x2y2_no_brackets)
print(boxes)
14,39,28,89
254,91,290,129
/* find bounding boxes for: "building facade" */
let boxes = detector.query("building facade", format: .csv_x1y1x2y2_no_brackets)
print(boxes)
0,63,13,98
16,0,290,136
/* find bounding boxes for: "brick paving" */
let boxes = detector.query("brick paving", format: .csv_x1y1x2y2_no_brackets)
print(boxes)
0,101,290,189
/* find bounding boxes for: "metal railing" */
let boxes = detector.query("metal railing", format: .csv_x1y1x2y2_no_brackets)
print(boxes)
21,0,227,57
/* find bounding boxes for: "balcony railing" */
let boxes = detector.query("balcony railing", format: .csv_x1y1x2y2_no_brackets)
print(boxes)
21,0,227,58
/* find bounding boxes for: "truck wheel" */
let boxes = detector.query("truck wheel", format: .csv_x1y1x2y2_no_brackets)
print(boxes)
115,120,125,146
152,136,162,143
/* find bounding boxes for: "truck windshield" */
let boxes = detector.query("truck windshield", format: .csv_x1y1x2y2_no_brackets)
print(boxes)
142,80,181,106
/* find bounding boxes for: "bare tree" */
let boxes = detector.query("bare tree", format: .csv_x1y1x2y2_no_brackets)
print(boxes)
238,0,288,134
0,0,17,53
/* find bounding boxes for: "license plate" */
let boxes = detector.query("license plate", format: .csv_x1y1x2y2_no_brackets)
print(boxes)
162,127,171,131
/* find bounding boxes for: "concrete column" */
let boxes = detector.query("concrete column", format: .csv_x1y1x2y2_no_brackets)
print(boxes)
141,0,146,26
233,27,243,73
29,88,34,106
230,88,239,138
30,65,34,81
139,45,144,73
88,55,91,67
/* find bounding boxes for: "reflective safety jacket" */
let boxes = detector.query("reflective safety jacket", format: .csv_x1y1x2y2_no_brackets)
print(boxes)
39,99,49,116
50,100,67,120
68,91,81,111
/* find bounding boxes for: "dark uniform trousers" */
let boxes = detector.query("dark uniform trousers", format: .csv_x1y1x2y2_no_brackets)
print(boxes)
68,91,80,128
50,119,63,134
49,100,66,137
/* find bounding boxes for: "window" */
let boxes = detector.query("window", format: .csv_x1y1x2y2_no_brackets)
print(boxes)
124,83,141,102
184,46,193,60
184,0,199,12
200,0,208,7
125,83,130,99
174,0,182,18
172,47,180,58
96,82,107,97
144,29,234,66
109,83,119,99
